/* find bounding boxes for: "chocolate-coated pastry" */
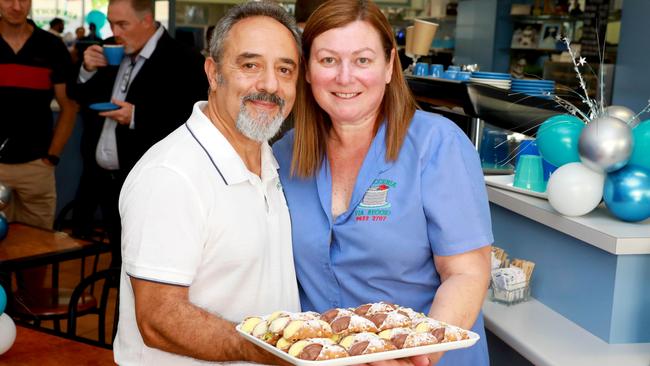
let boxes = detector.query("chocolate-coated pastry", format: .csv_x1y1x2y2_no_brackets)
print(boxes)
354,302,398,317
320,308,355,323
396,306,427,321
288,338,349,360
413,318,466,342
283,319,333,342
391,331,439,349
339,332,396,355
329,314,379,336
368,311,412,331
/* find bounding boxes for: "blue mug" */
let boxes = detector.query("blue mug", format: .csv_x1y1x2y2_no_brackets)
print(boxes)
443,70,458,80
480,129,509,168
456,71,471,81
447,65,461,72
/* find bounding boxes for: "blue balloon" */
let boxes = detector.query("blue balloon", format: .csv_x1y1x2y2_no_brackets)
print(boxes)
0,285,5,315
537,114,585,168
0,214,7,241
603,165,650,222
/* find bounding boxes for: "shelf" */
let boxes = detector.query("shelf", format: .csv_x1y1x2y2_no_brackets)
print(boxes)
483,298,650,366
511,15,581,22
510,47,564,52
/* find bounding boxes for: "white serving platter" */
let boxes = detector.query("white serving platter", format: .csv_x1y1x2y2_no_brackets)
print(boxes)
484,174,547,199
236,325,480,366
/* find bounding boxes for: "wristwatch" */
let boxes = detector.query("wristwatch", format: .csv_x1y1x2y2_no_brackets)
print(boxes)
45,154,60,166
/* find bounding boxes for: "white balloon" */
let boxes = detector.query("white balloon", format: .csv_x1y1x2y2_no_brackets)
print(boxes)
0,313,16,355
547,162,605,216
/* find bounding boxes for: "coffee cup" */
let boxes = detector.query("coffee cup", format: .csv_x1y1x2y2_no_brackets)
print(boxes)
513,155,546,192
412,19,438,56
430,64,443,77
414,62,429,76
104,45,125,66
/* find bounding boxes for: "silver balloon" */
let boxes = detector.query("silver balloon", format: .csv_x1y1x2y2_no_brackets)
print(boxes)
578,116,633,173
0,181,10,210
603,105,640,128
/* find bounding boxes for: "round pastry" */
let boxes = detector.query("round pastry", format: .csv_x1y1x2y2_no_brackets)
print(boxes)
283,319,333,342
339,332,396,356
368,310,412,331
288,338,349,360
354,302,398,317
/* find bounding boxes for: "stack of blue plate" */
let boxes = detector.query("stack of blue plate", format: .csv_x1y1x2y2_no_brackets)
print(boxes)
469,71,512,90
511,79,555,99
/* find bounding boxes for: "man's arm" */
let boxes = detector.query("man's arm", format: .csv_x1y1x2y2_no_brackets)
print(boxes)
130,276,289,364
425,245,492,365
46,83,78,161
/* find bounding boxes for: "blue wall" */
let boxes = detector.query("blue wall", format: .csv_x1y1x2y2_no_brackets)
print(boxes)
611,1,650,112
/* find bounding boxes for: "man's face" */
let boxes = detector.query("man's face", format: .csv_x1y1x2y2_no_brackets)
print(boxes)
208,16,299,142
0,0,31,26
107,0,154,54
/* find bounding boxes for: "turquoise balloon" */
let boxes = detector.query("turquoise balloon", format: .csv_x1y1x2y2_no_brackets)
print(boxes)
629,119,650,170
86,10,106,31
537,114,585,167
0,285,6,315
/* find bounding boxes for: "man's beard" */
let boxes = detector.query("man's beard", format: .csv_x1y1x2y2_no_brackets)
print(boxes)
236,92,286,143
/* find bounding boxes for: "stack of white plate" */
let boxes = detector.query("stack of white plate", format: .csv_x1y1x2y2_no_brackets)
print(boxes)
510,79,555,99
469,71,512,90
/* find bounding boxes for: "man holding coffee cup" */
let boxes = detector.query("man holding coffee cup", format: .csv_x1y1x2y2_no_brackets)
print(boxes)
70,0,207,267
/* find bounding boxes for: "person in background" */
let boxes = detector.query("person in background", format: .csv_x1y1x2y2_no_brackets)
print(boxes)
48,17,64,38
115,1,301,364
294,0,327,30
273,1,493,365
0,0,77,287
70,0,207,268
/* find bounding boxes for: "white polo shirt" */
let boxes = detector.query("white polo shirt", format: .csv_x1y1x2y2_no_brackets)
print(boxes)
114,101,300,366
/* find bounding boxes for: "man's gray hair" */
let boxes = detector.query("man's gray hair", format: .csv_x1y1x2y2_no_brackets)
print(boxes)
209,1,301,65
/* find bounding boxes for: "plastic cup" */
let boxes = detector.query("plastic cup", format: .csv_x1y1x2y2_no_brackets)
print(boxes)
443,70,458,80
412,19,438,56
103,45,125,66
414,62,429,76
430,64,443,77
480,129,509,168
456,71,471,81
513,155,546,192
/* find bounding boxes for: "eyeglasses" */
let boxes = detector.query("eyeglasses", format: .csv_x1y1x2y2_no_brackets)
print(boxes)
120,60,136,93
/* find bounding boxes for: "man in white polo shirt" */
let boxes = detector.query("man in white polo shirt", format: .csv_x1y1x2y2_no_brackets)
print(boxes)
114,2,301,364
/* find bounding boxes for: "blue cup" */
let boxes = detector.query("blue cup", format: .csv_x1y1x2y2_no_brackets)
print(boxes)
517,139,556,181
414,62,429,76
513,155,546,192
443,70,458,79
430,64,444,77
104,45,125,66
456,71,471,81
447,65,461,72
480,129,509,168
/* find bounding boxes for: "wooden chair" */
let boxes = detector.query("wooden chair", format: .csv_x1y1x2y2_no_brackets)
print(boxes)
67,267,120,347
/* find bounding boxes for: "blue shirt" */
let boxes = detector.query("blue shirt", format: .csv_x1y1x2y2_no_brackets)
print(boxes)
273,110,494,366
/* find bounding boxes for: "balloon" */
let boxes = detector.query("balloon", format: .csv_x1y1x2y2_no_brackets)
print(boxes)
536,114,585,167
603,165,650,222
629,119,650,170
86,10,107,31
0,181,10,210
547,162,605,216
0,313,16,355
0,285,5,314
0,214,7,241
578,116,633,173
603,105,640,128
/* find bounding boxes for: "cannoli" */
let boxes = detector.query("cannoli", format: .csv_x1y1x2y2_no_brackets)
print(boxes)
368,310,412,331
339,332,396,356
413,318,467,342
396,306,426,321
354,302,398,317
240,316,264,334
320,308,355,323
288,338,349,360
322,310,379,336
382,329,439,349
283,319,333,342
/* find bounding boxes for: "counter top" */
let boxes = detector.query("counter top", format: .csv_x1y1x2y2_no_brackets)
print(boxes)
486,185,650,255
483,297,650,366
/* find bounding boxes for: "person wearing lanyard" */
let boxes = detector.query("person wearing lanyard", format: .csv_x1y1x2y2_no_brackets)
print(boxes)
273,1,493,365
71,0,207,267
114,1,303,364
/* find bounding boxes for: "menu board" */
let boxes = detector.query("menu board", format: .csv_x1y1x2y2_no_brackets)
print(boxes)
580,0,610,59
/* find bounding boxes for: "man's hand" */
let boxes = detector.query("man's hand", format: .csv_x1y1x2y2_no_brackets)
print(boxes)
83,44,108,72
100,99,134,125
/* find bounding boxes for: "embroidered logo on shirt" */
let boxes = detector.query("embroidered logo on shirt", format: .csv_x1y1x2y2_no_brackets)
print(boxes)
355,179,396,222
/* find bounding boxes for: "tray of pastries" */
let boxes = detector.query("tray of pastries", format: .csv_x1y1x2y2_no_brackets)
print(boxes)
236,302,479,366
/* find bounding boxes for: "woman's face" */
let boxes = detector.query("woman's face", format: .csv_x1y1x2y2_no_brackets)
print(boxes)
307,20,394,126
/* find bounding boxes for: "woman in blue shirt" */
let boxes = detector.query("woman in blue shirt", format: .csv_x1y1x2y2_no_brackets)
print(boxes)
273,1,493,365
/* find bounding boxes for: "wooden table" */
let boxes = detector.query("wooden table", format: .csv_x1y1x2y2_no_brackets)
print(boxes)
0,325,115,365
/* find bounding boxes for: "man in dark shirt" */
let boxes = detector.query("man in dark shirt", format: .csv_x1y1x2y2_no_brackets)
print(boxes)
0,0,77,229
